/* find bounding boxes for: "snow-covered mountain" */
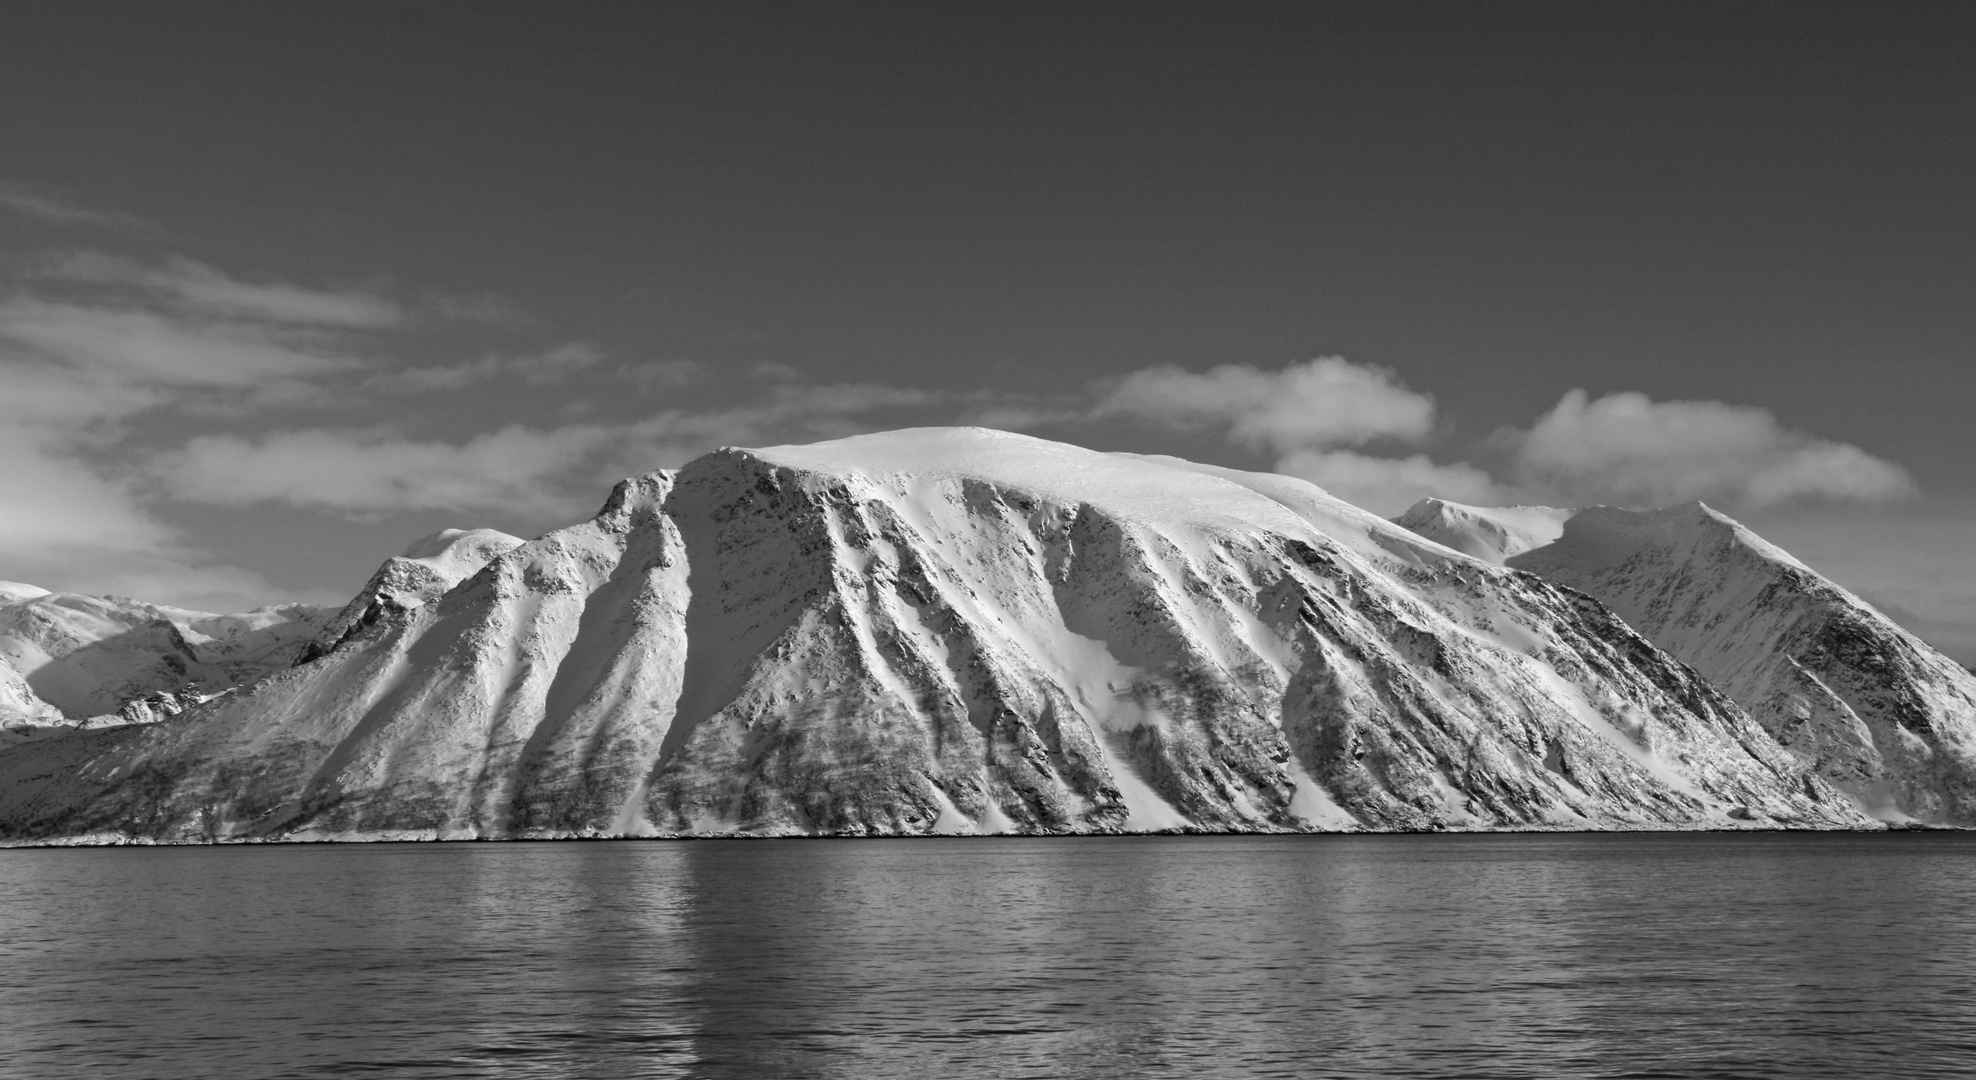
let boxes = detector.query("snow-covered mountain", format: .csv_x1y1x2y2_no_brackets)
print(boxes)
0,529,523,751
315,528,523,647
1393,499,1571,564
0,589,336,727
0,428,1869,843
1397,499,1976,825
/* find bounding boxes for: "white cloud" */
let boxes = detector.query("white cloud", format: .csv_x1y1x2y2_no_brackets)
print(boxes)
1090,357,1494,514
1273,449,1506,517
1093,357,1437,453
0,297,362,391
0,244,410,607
0,387,319,612
1089,362,1915,518
46,252,403,328
156,424,628,518
0,183,155,233
1507,390,1915,508
149,382,951,518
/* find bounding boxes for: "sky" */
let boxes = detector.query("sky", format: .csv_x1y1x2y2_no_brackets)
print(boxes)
0,1,1971,660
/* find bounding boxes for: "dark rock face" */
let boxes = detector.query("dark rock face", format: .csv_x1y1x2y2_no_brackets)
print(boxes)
0,430,1872,843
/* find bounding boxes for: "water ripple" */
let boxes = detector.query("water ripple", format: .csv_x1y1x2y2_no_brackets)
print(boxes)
1,833,1973,1078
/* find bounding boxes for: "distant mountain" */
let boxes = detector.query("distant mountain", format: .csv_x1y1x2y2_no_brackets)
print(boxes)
0,529,519,749
1393,499,1571,564
315,528,523,648
0,429,1867,843
0,588,335,731
1398,499,1976,825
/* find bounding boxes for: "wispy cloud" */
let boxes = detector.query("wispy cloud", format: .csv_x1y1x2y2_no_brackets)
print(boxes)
0,234,426,607
0,182,157,234
0,366,330,611
0,206,1928,619
43,251,404,328
0,297,363,390
149,381,953,518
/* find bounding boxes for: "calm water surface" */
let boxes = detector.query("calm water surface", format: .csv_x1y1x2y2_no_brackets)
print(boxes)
1,833,1973,1078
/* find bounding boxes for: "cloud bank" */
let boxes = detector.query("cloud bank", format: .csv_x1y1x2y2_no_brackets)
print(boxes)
150,382,948,519
0,198,1922,616
1089,358,1913,516
1094,357,1436,452
1505,389,1915,509
1089,357,1503,514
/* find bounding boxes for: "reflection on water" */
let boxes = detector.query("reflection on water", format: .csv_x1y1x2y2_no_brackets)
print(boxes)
3,834,1974,1078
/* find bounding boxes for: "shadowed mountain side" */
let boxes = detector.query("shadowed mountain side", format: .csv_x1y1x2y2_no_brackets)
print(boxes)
0,429,1872,842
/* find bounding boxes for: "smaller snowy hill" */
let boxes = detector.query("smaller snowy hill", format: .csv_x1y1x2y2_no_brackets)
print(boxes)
1396,499,1976,824
1393,499,1573,565
316,528,524,648
0,529,519,744
0,592,336,730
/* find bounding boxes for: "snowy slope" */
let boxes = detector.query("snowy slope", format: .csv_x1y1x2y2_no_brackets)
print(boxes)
0,655,63,730
0,593,226,719
1501,503,1976,824
0,529,518,751
1393,499,1573,565
0,429,1869,843
0,588,338,725
316,528,524,646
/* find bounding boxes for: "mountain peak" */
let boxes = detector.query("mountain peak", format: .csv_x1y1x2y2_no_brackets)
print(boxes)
1392,499,1573,565
316,527,525,649
398,527,525,565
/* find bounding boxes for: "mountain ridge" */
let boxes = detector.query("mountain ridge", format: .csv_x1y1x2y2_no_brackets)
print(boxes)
0,428,1925,841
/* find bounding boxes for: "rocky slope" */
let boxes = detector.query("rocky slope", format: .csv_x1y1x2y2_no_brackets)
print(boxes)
1399,499,1976,825
0,429,1869,842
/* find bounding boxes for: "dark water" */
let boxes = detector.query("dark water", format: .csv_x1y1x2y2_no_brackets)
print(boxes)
2,834,1973,1079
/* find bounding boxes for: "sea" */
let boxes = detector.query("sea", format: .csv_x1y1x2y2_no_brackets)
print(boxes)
1,833,1972,1079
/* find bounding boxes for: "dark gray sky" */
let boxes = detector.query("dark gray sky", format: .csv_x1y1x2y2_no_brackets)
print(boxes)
0,2,1970,657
